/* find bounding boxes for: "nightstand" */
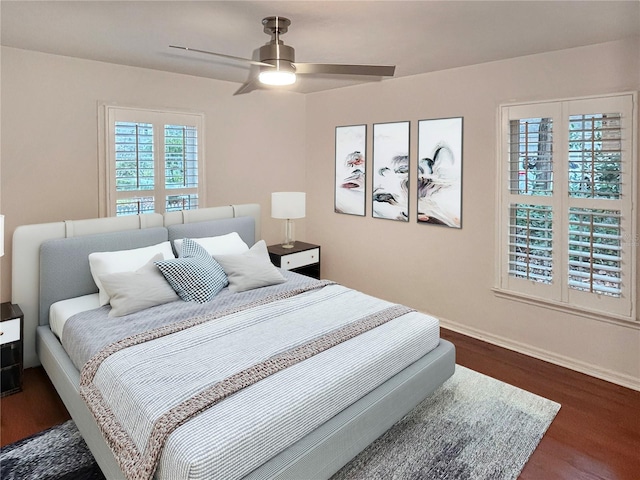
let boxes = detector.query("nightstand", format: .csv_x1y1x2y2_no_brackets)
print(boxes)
268,241,321,280
1,302,24,397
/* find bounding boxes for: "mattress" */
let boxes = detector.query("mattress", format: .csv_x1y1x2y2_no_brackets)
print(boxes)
49,293,100,339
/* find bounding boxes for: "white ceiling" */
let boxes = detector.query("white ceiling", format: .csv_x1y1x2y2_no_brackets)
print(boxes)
2,1,639,94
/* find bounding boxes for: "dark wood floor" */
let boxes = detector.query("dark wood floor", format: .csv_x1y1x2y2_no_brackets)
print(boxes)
1,366,71,446
1,328,639,479
441,329,640,480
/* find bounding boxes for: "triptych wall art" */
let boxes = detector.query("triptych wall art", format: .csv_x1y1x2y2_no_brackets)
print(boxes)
334,117,463,228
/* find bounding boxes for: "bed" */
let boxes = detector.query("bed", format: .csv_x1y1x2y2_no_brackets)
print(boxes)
12,203,455,479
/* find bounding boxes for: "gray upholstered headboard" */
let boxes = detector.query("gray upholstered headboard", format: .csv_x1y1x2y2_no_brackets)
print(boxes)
39,228,169,327
166,216,255,252
38,216,256,328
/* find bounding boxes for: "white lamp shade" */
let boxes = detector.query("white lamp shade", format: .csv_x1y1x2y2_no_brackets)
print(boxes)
271,192,306,219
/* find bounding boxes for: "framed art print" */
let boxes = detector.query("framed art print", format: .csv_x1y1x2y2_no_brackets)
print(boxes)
335,124,366,216
417,117,463,228
372,121,410,221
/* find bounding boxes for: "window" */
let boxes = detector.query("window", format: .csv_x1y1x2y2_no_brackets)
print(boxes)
102,106,204,216
497,94,636,321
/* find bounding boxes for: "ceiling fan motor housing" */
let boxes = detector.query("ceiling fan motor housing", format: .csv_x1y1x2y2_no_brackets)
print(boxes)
259,43,295,69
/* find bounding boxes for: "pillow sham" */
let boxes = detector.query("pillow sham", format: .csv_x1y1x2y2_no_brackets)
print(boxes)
173,232,249,257
214,240,286,293
99,254,179,317
89,241,175,306
155,238,228,303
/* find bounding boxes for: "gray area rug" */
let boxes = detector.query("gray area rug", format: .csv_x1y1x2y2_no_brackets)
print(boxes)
332,365,561,479
0,420,103,480
0,366,559,480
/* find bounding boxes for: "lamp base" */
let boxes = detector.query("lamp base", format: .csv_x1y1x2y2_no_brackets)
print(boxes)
282,219,295,249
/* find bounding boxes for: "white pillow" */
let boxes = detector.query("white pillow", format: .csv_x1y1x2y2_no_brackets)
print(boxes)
173,232,249,257
89,241,175,306
214,240,286,293
100,254,179,317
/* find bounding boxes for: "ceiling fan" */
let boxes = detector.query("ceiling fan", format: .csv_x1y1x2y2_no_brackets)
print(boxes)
170,16,396,95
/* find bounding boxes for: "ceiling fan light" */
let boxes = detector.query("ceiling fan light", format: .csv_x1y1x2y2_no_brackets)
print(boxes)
258,70,296,86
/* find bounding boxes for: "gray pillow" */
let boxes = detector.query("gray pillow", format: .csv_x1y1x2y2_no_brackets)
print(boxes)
214,240,286,293
99,254,179,317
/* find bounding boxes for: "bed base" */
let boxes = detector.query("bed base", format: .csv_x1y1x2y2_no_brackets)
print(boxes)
37,324,454,479
18,203,455,479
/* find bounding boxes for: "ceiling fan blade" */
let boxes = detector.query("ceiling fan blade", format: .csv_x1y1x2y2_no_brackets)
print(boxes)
169,45,274,68
233,79,260,96
294,63,396,77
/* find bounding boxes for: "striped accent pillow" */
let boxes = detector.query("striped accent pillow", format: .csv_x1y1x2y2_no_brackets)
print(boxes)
155,238,228,303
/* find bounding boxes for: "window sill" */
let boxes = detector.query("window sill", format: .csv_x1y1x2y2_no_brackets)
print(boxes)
492,287,639,330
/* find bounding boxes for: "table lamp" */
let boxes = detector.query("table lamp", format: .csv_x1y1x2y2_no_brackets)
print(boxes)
271,192,305,248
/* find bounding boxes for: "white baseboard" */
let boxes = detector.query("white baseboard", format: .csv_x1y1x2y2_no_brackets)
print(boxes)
439,317,640,392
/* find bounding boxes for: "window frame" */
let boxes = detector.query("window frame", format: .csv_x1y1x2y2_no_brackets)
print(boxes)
495,93,637,324
99,104,205,217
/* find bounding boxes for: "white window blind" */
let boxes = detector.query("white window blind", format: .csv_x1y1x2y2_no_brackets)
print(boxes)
114,122,155,215
568,208,622,297
508,204,553,284
508,117,554,196
498,93,636,321
164,124,199,212
568,113,622,200
103,106,204,216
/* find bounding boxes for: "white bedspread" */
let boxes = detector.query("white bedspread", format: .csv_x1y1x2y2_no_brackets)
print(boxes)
81,284,440,480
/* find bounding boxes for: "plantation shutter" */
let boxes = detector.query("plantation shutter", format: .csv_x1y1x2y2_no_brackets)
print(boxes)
568,208,622,296
564,96,632,317
508,204,553,284
164,124,199,212
104,106,205,217
114,122,155,215
498,94,635,321
501,102,562,300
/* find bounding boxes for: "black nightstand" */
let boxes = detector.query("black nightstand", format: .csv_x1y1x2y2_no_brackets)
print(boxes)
268,241,321,280
1,302,24,397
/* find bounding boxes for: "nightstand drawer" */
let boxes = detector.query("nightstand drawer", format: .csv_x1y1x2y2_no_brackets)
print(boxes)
0,319,20,345
280,248,320,270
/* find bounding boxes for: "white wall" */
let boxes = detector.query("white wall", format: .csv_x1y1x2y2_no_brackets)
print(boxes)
304,38,640,389
0,46,307,300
